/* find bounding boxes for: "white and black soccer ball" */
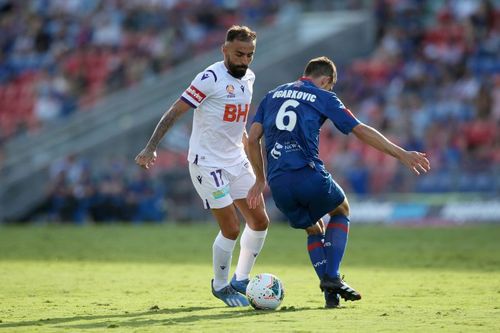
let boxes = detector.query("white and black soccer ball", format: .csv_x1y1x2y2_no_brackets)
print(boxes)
246,273,285,310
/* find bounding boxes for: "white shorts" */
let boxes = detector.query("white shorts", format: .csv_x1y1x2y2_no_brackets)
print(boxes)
189,159,256,209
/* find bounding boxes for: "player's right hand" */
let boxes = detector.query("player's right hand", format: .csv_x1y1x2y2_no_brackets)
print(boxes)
400,151,430,175
135,149,157,170
247,181,266,209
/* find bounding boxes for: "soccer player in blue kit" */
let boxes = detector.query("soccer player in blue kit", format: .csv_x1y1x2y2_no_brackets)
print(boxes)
246,56,430,308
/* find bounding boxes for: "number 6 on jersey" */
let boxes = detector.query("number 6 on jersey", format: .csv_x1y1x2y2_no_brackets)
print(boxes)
275,99,299,131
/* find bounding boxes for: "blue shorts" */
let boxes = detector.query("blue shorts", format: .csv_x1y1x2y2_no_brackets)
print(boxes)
269,166,346,229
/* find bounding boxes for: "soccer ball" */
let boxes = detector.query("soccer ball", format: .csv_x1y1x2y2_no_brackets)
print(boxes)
246,273,285,310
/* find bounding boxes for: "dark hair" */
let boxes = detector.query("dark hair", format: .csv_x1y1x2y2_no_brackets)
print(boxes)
304,56,337,85
226,25,257,42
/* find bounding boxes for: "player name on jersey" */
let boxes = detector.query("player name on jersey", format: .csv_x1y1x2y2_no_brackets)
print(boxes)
272,90,317,102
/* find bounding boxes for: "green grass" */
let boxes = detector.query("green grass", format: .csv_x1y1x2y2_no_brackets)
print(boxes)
0,223,499,332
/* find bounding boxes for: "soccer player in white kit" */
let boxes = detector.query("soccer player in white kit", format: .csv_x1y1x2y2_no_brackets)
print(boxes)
135,26,269,307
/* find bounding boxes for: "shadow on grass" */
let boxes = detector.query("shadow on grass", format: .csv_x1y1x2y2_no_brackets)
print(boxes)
0,306,212,329
0,305,323,330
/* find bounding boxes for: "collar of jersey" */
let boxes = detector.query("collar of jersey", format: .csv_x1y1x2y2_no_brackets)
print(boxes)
298,76,316,87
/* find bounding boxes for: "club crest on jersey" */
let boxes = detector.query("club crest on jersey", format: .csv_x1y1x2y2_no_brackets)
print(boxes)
226,84,235,98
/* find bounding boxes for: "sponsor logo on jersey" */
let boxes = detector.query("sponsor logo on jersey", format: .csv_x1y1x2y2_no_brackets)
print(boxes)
270,142,283,159
226,84,235,98
223,103,249,122
212,185,229,199
186,85,206,103
197,175,203,184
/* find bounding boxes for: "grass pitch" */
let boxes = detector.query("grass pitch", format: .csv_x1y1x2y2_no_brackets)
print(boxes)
0,223,499,332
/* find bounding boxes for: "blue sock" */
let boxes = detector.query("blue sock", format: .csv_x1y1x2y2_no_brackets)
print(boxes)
324,214,350,278
307,234,326,279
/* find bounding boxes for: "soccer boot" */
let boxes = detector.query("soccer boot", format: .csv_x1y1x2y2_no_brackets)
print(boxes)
320,275,362,302
211,279,250,307
230,274,250,295
324,290,341,308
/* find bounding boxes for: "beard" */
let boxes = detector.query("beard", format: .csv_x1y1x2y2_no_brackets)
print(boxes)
227,63,248,79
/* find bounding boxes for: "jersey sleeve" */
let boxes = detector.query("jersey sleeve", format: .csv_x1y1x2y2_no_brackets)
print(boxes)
322,93,361,134
180,70,217,108
252,95,267,124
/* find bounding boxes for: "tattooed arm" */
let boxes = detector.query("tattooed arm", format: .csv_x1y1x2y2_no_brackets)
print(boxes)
135,99,192,169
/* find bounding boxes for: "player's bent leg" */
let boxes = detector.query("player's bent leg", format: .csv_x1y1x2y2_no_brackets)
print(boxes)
305,222,327,280
305,221,324,236
211,204,241,240
329,198,350,217
305,221,340,308
189,163,249,306
233,198,269,231
210,204,249,306
231,198,269,293
320,198,361,302
305,223,328,280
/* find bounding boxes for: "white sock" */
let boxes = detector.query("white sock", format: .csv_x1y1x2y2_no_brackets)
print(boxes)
234,225,268,281
212,232,236,291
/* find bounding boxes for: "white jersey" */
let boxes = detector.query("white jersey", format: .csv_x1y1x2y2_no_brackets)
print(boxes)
181,61,255,167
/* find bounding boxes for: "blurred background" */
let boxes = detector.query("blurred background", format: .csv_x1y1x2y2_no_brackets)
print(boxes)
0,0,498,225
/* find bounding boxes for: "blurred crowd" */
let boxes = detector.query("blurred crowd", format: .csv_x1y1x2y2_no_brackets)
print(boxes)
322,0,499,194
40,155,168,224
0,0,282,142
0,0,288,222
3,0,499,223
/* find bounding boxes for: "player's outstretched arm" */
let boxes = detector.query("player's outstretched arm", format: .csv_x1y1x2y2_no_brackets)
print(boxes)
352,123,430,175
135,99,191,170
246,122,266,209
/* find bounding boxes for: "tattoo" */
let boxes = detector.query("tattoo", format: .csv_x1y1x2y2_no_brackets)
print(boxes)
145,105,184,152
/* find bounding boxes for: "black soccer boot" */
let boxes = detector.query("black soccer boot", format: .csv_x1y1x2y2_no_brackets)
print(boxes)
320,274,362,302
324,290,340,308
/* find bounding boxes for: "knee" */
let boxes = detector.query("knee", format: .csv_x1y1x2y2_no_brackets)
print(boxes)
305,221,324,235
246,213,269,231
331,199,350,217
220,223,241,240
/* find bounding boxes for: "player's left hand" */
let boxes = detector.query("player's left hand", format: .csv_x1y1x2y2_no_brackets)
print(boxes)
135,148,157,170
247,181,266,209
400,151,430,175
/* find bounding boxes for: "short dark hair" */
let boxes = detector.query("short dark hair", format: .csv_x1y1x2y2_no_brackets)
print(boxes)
226,25,257,43
304,56,337,85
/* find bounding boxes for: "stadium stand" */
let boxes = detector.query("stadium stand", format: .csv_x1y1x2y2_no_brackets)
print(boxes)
321,0,499,194
0,0,281,141
1,0,498,223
